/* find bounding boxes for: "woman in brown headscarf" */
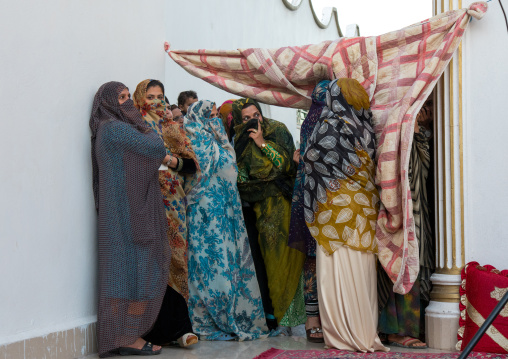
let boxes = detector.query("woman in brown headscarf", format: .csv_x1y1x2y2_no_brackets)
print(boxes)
132,79,200,349
218,99,235,141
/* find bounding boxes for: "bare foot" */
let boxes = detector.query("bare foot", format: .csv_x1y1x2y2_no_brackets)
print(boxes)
124,338,161,352
388,334,427,348
305,316,324,340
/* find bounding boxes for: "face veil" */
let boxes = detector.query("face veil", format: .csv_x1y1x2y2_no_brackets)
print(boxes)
90,82,170,357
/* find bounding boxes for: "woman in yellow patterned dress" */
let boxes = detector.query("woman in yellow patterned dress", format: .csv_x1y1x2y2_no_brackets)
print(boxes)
133,79,199,347
302,78,388,352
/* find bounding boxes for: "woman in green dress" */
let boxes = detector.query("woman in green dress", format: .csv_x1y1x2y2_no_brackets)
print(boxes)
232,99,306,331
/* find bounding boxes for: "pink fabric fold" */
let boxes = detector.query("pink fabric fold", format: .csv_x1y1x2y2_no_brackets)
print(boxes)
167,2,488,294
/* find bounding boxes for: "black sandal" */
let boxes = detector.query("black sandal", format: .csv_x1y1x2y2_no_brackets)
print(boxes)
306,327,324,343
119,341,161,356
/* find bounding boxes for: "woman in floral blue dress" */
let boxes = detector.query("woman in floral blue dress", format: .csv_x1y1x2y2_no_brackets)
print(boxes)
184,100,269,341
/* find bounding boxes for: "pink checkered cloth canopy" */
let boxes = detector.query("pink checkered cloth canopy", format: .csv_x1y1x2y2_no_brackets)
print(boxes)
167,2,488,295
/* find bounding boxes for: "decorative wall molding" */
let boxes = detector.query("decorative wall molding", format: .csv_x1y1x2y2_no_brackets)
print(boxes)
282,0,344,36
282,0,303,11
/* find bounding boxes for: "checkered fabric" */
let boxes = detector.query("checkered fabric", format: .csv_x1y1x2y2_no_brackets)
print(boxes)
167,2,488,294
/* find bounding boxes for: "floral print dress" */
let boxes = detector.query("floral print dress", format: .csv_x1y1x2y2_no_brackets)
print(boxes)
184,100,269,341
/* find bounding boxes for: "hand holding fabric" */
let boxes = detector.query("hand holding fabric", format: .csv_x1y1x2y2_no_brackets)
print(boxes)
292,149,300,164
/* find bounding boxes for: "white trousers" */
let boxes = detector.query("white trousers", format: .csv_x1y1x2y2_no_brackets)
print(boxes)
317,246,389,352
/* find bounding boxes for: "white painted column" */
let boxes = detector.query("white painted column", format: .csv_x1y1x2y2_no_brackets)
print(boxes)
426,0,466,350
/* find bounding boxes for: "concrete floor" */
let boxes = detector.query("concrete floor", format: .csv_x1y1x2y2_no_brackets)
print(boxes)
85,335,452,359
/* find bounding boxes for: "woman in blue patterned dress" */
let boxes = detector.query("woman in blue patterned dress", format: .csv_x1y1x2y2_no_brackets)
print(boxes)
184,100,269,341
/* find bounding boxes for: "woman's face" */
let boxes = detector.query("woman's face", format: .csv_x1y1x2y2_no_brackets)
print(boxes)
164,106,173,120
210,104,218,119
118,88,130,105
145,86,164,102
417,103,433,126
172,108,184,125
241,105,263,123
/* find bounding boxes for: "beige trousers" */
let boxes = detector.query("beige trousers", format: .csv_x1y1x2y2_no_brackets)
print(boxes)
317,246,389,352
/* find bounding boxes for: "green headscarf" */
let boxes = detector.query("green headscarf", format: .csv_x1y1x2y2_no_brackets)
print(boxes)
232,98,296,203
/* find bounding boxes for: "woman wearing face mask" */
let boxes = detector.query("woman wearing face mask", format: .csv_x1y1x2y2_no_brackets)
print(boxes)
231,99,306,333
184,100,269,341
91,81,174,356
132,79,199,348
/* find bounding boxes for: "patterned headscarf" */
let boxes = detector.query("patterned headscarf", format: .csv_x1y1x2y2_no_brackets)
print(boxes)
303,78,378,255
133,79,198,164
288,80,330,255
184,100,235,204
231,98,271,160
231,97,263,127
218,99,235,139
231,98,296,202
89,81,150,211
91,81,149,138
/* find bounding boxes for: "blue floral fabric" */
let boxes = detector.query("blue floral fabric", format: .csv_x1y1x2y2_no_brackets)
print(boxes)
184,100,269,341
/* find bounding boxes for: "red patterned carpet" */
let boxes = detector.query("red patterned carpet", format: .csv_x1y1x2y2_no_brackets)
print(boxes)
253,348,508,359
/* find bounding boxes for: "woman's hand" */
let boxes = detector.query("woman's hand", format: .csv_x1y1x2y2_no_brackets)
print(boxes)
248,120,265,148
293,149,301,164
163,155,178,169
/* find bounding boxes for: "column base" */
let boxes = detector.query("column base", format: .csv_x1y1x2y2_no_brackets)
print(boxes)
425,273,461,350
425,301,460,350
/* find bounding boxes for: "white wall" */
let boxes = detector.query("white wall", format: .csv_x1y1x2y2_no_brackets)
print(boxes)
463,0,508,268
0,0,342,347
7,0,495,349
163,0,343,142
0,0,167,346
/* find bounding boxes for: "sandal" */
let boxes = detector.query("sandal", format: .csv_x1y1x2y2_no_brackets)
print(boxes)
277,326,291,337
306,327,324,343
119,341,161,356
389,337,428,349
177,333,198,348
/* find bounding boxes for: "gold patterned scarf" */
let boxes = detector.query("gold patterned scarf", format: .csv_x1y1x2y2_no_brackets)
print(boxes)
133,79,198,165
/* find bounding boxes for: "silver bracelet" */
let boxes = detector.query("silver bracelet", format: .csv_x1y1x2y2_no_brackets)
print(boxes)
165,154,174,167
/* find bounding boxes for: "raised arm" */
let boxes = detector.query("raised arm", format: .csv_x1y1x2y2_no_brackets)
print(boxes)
104,120,166,162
